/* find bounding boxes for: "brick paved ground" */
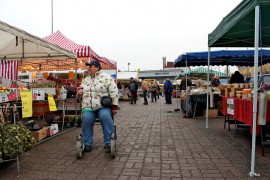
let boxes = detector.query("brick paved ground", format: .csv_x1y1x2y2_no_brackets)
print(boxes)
1,97,270,179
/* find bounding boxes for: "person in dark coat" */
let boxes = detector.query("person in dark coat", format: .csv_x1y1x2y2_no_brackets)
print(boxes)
164,78,173,104
128,77,138,104
229,71,244,84
180,77,192,90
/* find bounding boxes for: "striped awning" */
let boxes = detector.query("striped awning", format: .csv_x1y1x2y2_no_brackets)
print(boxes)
0,60,18,80
43,31,116,69
178,67,226,77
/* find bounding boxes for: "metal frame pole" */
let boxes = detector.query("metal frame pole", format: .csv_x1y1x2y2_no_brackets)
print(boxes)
249,5,260,177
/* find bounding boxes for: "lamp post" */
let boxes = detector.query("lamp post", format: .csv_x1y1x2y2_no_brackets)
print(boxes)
128,62,130,71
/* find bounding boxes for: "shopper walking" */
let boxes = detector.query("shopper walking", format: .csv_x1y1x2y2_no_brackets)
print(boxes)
164,78,173,104
128,77,138,104
141,78,148,105
156,82,160,99
150,80,157,102
77,61,118,152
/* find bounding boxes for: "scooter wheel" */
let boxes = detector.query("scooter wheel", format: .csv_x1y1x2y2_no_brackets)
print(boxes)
110,139,116,158
76,134,83,159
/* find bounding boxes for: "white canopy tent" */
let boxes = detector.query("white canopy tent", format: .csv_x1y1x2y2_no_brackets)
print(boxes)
0,20,80,122
0,20,77,60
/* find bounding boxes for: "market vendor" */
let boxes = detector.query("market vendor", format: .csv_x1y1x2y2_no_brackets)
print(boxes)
180,77,192,90
211,75,220,87
47,72,55,81
194,77,205,87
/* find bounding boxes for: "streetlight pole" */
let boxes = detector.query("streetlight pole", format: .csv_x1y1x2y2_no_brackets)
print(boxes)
128,62,130,71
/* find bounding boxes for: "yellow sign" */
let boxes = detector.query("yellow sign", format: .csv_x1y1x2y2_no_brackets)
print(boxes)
48,94,57,111
20,89,32,118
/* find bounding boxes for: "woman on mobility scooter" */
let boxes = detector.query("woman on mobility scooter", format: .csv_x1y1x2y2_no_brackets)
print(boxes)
77,60,118,156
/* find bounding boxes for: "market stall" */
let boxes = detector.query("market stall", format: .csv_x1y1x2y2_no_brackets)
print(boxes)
0,20,77,171
208,0,270,176
117,71,139,101
222,95,270,128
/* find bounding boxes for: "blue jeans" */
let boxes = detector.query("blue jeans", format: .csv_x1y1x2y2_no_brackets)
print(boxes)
143,90,148,104
82,108,114,146
165,92,172,103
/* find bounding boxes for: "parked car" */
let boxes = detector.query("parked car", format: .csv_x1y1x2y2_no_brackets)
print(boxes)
219,78,229,85
245,74,270,86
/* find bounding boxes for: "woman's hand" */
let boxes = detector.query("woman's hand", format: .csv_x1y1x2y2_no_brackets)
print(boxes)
77,89,83,96
112,110,117,115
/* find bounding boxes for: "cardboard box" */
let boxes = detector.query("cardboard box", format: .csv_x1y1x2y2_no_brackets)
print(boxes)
47,124,59,136
32,89,45,100
32,88,56,95
31,127,48,142
203,109,218,118
123,95,129,101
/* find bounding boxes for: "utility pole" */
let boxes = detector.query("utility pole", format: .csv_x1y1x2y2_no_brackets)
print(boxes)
51,0,54,34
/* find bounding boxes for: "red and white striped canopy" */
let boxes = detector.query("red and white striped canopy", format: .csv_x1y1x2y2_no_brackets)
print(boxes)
43,31,116,69
0,60,18,80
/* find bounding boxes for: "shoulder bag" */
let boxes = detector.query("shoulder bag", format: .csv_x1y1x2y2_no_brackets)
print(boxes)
100,96,113,107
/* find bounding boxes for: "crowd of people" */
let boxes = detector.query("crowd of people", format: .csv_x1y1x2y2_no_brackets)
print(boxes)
128,77,171,105
118,70,246,107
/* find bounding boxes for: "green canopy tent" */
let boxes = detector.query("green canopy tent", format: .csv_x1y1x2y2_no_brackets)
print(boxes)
208,0,270,176
208,0,270,48
176,67,226,79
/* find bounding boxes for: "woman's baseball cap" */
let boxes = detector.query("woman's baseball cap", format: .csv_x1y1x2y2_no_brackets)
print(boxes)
85,61,102,69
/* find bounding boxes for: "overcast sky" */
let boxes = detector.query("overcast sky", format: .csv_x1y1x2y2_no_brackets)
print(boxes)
0,0,242,71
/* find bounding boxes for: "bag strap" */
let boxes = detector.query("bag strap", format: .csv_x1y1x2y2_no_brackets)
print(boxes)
13,104,20,122
4,103,11,122
0,108,4,125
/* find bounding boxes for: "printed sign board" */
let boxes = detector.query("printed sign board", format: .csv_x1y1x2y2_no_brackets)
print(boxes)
227,98,234,115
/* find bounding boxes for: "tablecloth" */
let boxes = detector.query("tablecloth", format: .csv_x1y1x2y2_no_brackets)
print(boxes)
222,96,270,135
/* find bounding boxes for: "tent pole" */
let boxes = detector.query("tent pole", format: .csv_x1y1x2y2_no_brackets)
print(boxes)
250,5,260,177
227,60,229,82
185,59,188,117
75,58,78,125
206,48,210,128
174,67,180,111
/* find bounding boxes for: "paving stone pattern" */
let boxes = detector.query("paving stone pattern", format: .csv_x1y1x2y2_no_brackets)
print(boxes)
1,98,270,179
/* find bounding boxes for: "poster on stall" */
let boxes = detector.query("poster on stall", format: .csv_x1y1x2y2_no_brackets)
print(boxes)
48,94,57,111
1,77,11,87
227,98,234,115
20,89,32,118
